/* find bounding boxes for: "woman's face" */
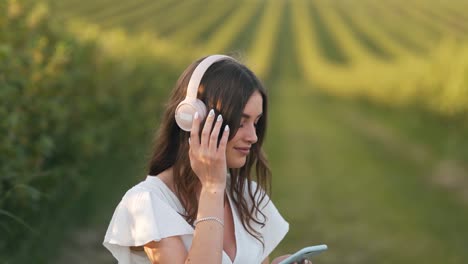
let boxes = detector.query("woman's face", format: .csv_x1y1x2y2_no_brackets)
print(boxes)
226,90,263,168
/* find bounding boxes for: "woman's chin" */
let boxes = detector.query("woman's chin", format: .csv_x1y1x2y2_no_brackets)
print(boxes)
227,157,247,169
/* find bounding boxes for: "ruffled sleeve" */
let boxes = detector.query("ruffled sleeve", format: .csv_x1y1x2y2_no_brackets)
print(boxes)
103,186,194,264
249,181,290,261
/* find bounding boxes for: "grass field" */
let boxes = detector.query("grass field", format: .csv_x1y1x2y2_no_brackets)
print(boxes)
20,0,468,263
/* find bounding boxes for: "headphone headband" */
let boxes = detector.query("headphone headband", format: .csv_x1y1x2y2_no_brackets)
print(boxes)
185,55,234,98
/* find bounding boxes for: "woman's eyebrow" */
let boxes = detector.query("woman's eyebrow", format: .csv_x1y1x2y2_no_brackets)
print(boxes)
242,113,263,119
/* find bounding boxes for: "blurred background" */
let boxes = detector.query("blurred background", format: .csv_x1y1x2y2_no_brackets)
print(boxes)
1,0,468,263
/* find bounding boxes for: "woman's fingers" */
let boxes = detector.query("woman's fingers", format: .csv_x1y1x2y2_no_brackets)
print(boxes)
201,109,216,149
190,112,201,147
209,114,223,151
218,124,230,153
191,108,229,155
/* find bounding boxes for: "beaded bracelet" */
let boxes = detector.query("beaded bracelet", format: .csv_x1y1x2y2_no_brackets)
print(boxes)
194,216,224,227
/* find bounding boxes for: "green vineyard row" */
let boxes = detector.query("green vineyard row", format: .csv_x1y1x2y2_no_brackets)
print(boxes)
53,0,468,116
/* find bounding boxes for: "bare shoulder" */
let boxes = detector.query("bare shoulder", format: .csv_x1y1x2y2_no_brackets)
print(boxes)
143,236,187,264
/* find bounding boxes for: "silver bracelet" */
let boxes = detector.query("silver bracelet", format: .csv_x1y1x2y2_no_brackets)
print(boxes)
194,216,224,227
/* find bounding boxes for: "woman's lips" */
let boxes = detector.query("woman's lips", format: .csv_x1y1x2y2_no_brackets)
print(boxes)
234,147,250,155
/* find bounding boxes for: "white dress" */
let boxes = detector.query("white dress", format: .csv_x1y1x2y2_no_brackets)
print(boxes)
103,175,289,264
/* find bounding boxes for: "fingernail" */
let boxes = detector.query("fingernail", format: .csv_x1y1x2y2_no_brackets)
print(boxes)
209,109,214,117
225,125,229,131
194,112,199,120
188,138,191,144
217,115,222,122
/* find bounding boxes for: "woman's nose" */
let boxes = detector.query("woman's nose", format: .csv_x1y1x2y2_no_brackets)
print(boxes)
246,124,258,144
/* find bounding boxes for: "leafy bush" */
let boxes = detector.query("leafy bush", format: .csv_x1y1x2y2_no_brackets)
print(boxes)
0,1,177,260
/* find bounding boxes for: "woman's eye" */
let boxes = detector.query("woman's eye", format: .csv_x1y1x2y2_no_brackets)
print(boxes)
239,123,258,128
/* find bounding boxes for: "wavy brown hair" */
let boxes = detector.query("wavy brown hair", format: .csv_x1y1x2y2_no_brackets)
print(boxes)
146,55,272,248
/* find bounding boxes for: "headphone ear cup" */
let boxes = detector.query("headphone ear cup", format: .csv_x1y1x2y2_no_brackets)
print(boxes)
175,99,207,131
175,55,232,131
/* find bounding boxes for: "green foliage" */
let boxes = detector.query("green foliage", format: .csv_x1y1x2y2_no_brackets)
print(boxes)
0,1,177,260
3,0,468,263
1,0,91,247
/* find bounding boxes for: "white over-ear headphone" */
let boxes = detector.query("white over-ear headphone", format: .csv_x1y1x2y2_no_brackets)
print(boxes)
175,54,235,131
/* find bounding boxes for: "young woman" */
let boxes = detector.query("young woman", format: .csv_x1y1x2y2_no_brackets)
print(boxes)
103,55,310,264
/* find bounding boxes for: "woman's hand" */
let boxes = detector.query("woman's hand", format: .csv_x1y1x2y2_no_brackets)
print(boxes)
271,255,312,264
189,109,230,191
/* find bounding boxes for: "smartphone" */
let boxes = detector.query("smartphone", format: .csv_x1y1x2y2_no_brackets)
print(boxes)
278,244,328,264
